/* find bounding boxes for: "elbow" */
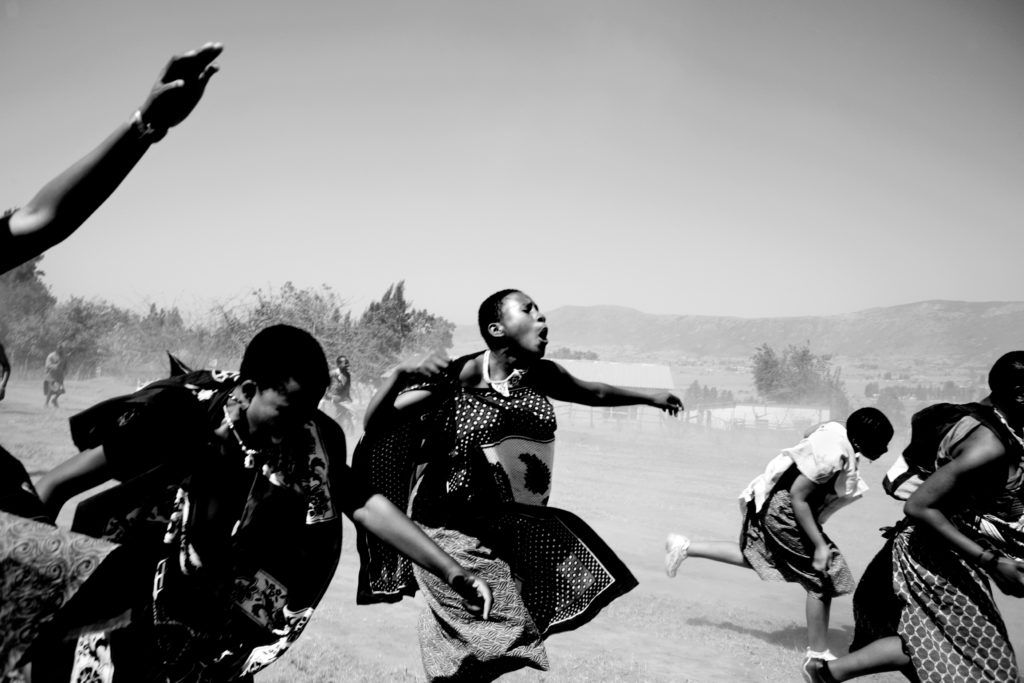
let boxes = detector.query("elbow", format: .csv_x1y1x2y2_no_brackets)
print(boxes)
8,205,55,236
903,499,926,521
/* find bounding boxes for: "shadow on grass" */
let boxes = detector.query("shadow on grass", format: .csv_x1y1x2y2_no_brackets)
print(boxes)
685,616,856,654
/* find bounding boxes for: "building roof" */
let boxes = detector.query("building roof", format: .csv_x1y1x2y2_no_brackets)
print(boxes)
550,359,675,391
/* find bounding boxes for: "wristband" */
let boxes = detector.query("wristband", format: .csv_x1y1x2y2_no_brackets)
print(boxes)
129,110,167,143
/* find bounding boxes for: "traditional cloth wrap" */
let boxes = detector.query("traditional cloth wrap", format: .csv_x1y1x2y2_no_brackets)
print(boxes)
354,353,637,679
52,370,345,683
853,407,1024,683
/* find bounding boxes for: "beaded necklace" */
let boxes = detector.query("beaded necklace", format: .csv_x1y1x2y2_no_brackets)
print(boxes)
482,349,527,397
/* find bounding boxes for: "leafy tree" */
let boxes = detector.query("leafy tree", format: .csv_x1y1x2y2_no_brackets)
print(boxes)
352,281,453,385
751,342,849,415
0,255,58,365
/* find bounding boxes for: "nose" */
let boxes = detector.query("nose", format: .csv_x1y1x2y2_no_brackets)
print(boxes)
536,310,546,323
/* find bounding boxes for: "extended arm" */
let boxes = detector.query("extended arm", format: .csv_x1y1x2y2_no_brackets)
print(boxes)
537,360,682,414
790,474,832,572
1,43,222,273
904,427,1024,595
34,446,113,522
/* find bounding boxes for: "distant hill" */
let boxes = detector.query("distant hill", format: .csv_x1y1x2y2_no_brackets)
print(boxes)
453,300,1024,364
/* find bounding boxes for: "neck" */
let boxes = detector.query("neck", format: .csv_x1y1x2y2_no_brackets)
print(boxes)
487,347,530,380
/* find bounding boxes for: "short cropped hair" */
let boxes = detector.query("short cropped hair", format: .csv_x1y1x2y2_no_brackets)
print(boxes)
477,289,521,348
240,324,330,396
989,351,1024,403
846,406,894,453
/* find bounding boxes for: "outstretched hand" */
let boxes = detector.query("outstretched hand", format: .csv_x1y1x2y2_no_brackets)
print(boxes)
653,392,682,416
138,42,223,132
449,571,493,620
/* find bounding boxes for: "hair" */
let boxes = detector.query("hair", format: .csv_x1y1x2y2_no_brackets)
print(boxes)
240,324,330,396
989,351,1024,402
477,289,522,348
846,406,894,452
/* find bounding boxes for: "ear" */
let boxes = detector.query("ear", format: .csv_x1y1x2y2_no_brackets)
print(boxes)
239,379,259,405
487,322,505,339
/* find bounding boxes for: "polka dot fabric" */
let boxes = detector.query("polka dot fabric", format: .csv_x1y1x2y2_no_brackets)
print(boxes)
888,414,1024,682
411,384,557,522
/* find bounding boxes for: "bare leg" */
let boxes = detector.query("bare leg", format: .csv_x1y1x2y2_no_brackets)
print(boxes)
806,594,831,652
687,540,751,568
825,637,909,681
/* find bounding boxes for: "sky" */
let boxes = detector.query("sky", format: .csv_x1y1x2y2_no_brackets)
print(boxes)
2,0,1022,325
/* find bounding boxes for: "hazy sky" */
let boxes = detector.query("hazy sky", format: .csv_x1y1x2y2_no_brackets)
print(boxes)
2,0,1022,325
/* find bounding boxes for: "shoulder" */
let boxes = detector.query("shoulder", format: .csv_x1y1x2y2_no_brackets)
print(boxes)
532,358,567,382
949,421,1007,463
454,351,486,387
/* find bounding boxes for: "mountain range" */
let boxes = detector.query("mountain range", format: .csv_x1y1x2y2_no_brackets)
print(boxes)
452,300,1024,364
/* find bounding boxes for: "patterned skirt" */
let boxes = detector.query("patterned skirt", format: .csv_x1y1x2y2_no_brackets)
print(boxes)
414,526,549,681
894,524,1019,683
414,506,637,681
0,511,124,678
740,490,854,599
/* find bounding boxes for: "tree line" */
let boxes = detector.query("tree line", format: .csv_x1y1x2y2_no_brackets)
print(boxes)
0,257,451,388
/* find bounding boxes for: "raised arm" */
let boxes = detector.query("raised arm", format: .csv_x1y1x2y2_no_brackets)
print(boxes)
1,43,222,273
0,342,9,401
362,352,450,433
535,360,682,414
903,427,1024,596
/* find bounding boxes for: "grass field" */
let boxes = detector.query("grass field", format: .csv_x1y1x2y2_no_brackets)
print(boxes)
3,376,1022,682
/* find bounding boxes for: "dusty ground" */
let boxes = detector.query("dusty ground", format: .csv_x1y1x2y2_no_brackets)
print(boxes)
3,376,1021,682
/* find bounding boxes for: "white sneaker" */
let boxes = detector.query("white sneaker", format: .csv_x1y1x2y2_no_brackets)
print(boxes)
664,533,691,577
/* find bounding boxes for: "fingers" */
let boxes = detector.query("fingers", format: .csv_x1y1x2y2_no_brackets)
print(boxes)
161,42,224,84
198,64,220,86
450,573,492,620
473,577,492,620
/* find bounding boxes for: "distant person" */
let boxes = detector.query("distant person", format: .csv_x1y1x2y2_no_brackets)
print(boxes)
43,343,68,408
0,341,9,402
29,324,491,681
0,43,222,274
357,288,681,680
807,352,1024,683
0,43,223,679
324,354,354,433
332,355,352,403
664,408,893,679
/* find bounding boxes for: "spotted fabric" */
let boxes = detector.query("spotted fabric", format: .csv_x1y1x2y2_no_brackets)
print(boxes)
894,524,1019,682
355,353,637,679
740,465,854,599
409,380,558,525
853,412,1024,681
